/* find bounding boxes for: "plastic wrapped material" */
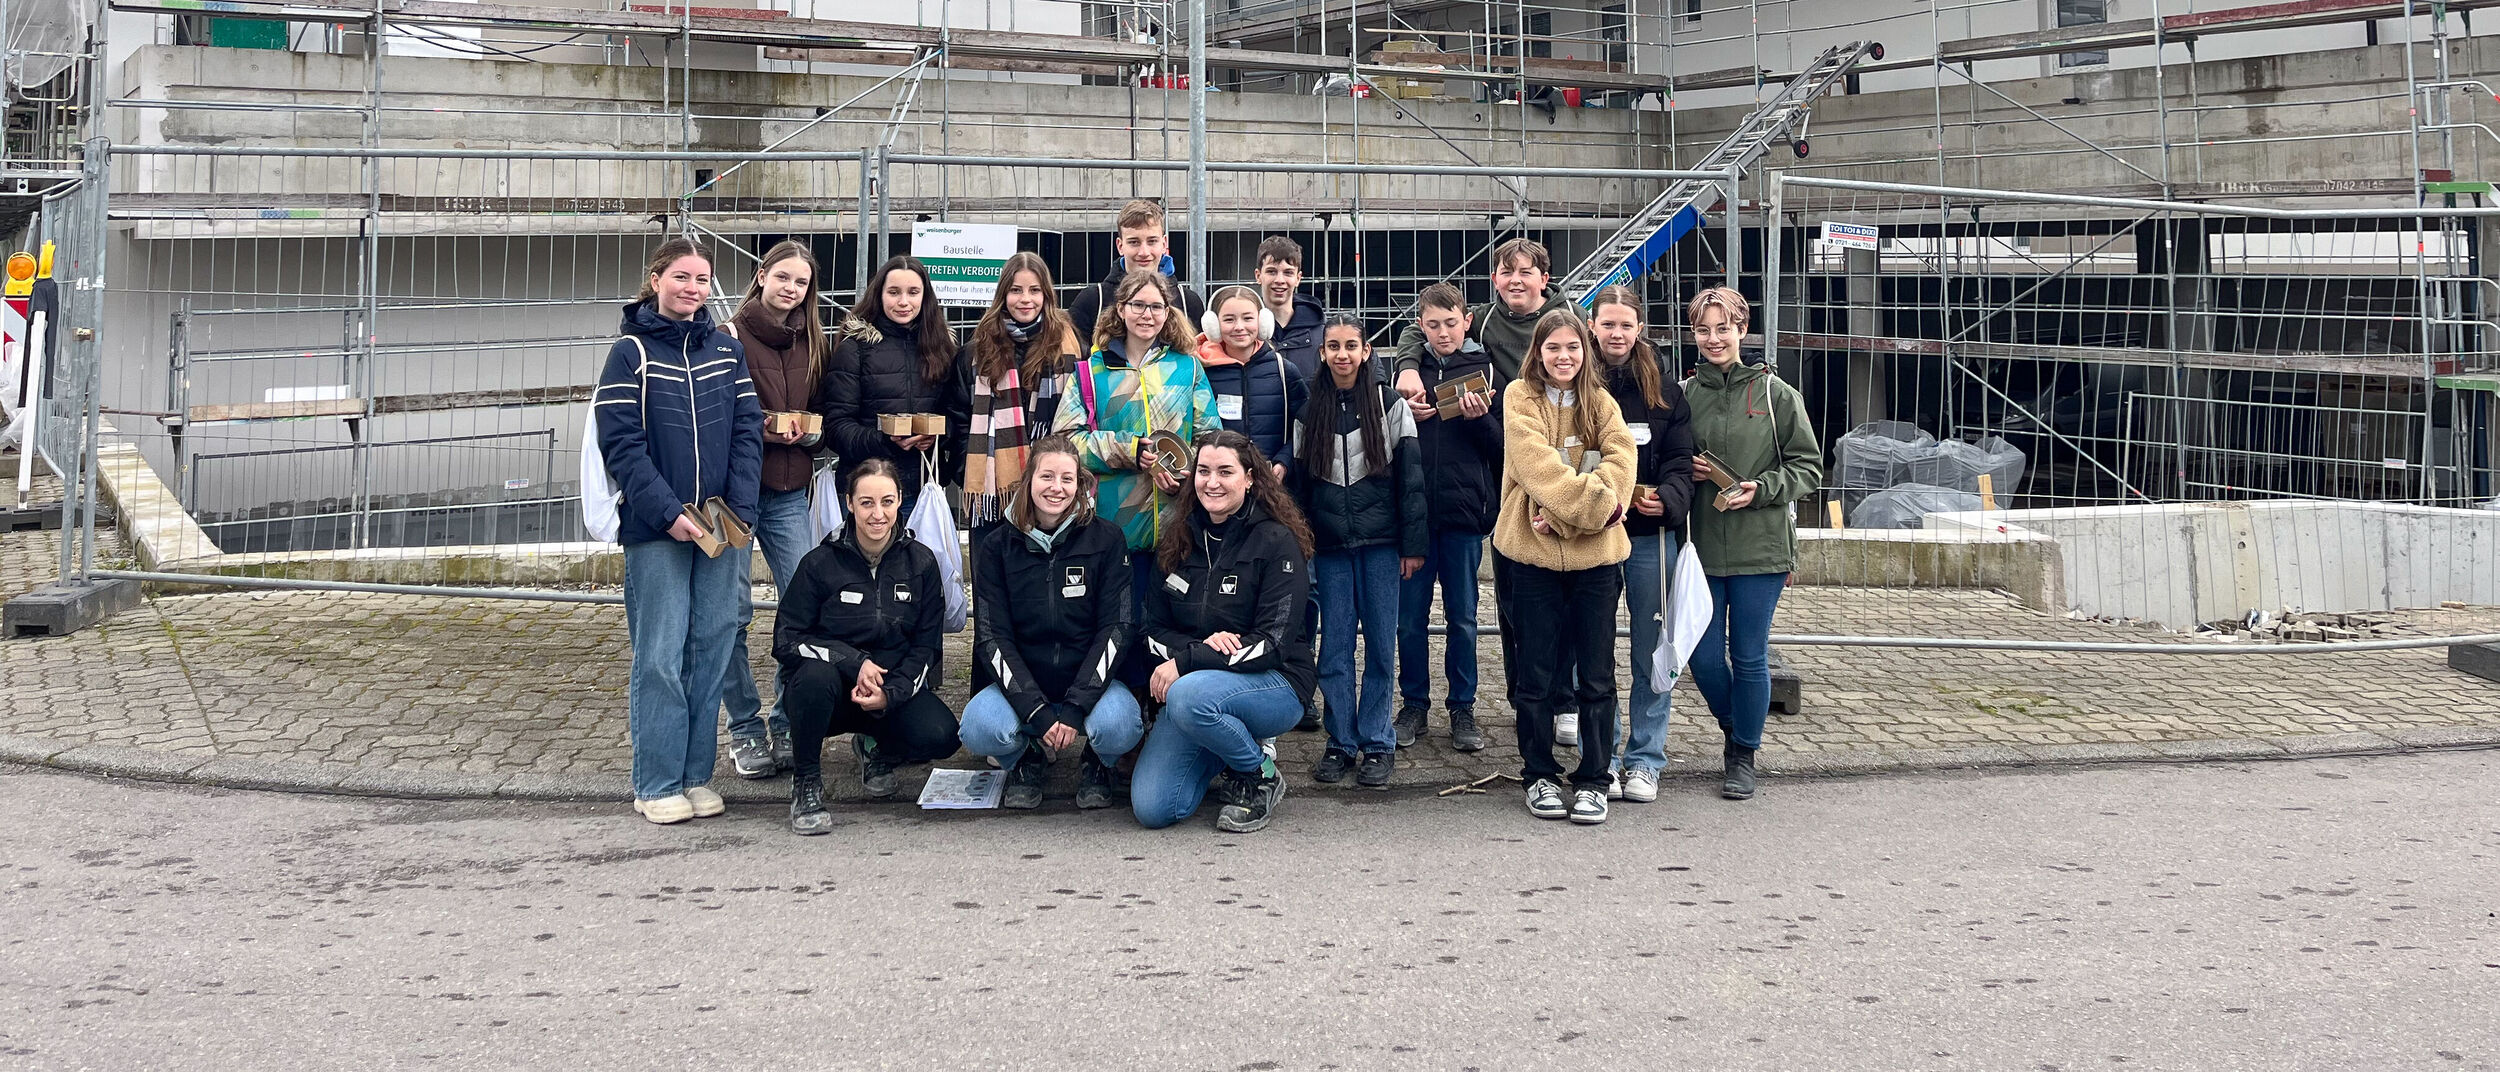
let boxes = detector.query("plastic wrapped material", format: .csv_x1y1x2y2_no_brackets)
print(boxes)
1834,421,1936,491
1851,484,1980,529
1906,436,2027,495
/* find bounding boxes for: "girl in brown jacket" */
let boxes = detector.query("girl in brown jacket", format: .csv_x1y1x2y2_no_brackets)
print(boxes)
720,239,829,780
1492,309,1636,825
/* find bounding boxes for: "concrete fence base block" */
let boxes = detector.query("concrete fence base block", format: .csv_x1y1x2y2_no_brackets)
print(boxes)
4,578,143,638
2447,642,2500,685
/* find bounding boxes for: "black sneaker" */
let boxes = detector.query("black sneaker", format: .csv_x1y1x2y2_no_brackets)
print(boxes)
1312,748,1356,784
1296,694,1323,732
1524,778,1567,820
1568,786,1609,825
1003,750,1049,810
729,736,776,780
1216,762,1285,833
770,731,795,773
1722,744,1758,801
1356,750,1394,789
857,736,899,799
788,774,833,836
1393,703,1428,748
1074,749,1115,810
1447,705,1484,752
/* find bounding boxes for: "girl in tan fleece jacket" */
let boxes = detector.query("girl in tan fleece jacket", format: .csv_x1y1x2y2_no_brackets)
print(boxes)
1491,309,1636,825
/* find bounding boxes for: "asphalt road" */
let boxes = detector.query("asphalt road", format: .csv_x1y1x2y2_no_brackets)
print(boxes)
4,753,2496,1071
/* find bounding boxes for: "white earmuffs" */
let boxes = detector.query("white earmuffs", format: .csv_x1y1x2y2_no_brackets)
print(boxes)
1200,302,1277,342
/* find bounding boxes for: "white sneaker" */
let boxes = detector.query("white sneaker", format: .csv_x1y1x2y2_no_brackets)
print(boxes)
683,785,726,817
634,794,695,824
1568,787,1609,825
1555,713,1580,747
1622,768,1659,803
1525,778,1568,820
1606,770,1624,800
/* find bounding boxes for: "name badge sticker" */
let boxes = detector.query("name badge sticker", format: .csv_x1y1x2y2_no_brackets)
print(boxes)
1627,421,1652,445
839,589,865,605
1165,574,1190,595
1217,393,1246,421
1062,564,1088,598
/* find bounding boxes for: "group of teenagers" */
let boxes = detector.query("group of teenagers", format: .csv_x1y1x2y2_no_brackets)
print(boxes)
593,198,1824,837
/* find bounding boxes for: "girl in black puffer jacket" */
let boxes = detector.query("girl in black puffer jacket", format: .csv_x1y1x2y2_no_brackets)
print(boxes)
817,255,970,520
1290,313,1427,788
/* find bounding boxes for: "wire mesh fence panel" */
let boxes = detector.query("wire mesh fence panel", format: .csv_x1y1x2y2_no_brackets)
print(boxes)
1763,174,2500,636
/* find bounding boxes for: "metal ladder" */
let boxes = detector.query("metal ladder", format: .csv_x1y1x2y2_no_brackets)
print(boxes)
1560,39,1882,306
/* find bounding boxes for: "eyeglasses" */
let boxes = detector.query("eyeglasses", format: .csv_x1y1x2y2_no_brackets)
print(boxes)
1122,301,1169,315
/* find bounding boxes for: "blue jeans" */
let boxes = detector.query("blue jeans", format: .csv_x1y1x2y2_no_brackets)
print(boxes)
1315,546,1400,755
623,538,753,800
958,682,1145,766
1688,571,1787,751
1396,529,1483,708
723,485,811,742
1616,531,1680,775
1131,669,1303,829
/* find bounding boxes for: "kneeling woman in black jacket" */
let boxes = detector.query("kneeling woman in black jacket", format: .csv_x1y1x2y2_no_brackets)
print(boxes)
774,457,963,834
1132,430,1318,833
961,436,1139,810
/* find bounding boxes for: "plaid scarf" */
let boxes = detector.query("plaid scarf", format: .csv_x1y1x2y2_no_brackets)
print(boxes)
966,361,1066,526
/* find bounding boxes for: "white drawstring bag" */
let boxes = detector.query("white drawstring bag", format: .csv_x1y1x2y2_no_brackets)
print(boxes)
578,337,645,544
906,454,969,633
1651,537,1713,692
804,464,845,547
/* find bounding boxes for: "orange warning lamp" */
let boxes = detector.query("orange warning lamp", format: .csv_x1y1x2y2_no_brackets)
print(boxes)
4,253,33,299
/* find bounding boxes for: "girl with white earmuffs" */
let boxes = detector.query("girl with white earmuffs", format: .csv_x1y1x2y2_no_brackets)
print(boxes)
1195,285,1309,483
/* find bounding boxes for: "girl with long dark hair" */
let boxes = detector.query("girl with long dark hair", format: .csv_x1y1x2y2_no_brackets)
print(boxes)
818,255,970,520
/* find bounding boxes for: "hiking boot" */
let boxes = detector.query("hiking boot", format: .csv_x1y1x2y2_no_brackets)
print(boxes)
1722,744,1758,801
1622,768,1659,803
634,794,694,825
1075,750,1115,810
1568,787,1609,825
788,775,833,836
857,736,899,799
1448,705,1484,752
1312,748,1356,784
683,785,726,817
1356,750,1395,789
1003,751,1049,810
1555,710,1580,747
1216,761,1285,833
1393,703,1428,748
770,731,795,773
1296,694,1323,732
1524,778,1567,820
729,736,776,780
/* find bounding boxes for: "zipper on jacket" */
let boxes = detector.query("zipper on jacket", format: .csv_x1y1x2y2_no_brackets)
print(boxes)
683,331,702,501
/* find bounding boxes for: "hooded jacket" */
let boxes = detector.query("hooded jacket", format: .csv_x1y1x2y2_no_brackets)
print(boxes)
972,500,1133,736
1268,293,1328,382
1683,359,1823,576
1392,284,1571,385
1290,363,1428,557
1048,336,1222,553
1491,379,1637,573
594,299,764,546
1067,256,1209,343
772,525,945,708
816,314,971,505
1409,336,1504,535
1602,349,1697,540
729,301,820,494
1142,499,1318,702
1196,335,1308,484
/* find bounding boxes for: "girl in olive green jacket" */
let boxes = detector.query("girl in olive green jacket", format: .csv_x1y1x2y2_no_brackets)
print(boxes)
1682,287,1822,802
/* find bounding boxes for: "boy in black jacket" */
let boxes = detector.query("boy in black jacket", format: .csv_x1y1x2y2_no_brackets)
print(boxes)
1392,283,1503,752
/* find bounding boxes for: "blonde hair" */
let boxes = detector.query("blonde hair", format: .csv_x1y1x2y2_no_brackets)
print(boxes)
1686,286,1751,332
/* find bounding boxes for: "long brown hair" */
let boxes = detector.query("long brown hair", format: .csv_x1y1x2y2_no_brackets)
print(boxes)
1298,312,1388,477
1520,308,1613,455
1156,430,1314,571
1589,284,1667,411
734,239,829,379
1006,435,1097,532
634,236,714,303
1090,269,1201,358
971,251,1078,385
850,255,957,385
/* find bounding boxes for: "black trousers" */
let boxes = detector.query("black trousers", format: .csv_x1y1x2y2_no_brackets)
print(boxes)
1505,558,1623,790
784,659,962,782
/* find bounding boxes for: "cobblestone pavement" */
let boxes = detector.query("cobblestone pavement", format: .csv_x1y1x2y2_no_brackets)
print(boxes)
4,525,2497,802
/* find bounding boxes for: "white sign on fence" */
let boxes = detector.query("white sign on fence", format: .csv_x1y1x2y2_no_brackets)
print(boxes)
912,222,1019,308
1820,221,1880,251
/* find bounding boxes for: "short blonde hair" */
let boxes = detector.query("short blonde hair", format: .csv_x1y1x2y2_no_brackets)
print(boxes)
1686,286,1750,331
